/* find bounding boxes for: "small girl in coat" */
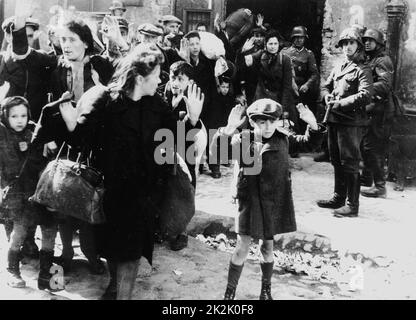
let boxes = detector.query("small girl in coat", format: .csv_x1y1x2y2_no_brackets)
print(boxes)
0,96,39,288
211,99,324,300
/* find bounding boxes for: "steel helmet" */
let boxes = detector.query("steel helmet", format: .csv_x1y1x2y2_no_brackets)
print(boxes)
109,0,126,12
362,28,385,46
291,26,308,39
336,27,363,48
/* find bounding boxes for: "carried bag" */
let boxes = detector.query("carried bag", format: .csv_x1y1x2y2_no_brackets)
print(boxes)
159,153,195,236
30,143,105,224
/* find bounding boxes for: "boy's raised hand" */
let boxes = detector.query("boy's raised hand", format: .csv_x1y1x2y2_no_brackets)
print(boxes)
296,103,318,130
183,83,204,125
224,105,246,135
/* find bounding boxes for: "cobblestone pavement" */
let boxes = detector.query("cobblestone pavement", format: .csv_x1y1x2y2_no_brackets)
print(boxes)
0,155,415,299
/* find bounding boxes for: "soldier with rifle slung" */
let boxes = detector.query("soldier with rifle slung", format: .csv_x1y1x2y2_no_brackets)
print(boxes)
316,28,373,218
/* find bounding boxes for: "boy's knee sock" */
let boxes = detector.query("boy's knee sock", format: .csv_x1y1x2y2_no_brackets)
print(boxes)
227,261,244,289
260,261,274,284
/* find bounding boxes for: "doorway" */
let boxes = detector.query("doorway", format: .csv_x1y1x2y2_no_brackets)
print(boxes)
225,0,325,67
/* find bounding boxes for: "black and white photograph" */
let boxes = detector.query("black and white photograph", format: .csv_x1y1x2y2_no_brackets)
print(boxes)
0,0,415,307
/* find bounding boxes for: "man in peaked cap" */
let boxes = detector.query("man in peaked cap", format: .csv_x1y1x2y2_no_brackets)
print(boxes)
109,0,127,17
161,15,183,35
136,23,182,95
137,23,164,42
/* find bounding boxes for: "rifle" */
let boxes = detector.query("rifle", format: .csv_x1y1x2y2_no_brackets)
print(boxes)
323,95,354,123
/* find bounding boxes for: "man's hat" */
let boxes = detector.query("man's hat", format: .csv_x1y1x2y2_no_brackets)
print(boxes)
247,99,283,120
160,15,182,25
2,16,40,34
137,23,163,37
109,0,126,12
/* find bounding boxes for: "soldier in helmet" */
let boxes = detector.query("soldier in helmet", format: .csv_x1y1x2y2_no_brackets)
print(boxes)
316,27,373,218
109,0,127,18
282,26,319,117
360,28,394,198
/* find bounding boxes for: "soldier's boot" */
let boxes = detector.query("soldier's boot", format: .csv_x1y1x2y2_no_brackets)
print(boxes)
38,250,64,291
317,167,347,209
259,262,273,300
224,261,244,300
7,249,26,288
361,155,387,198
334,173,360,217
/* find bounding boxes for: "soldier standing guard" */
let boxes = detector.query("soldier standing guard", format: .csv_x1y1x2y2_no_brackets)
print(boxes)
316,27,373,218
360,28,394,198
282,26,319,117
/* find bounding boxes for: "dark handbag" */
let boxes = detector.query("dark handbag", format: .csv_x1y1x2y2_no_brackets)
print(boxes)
30,143,105,224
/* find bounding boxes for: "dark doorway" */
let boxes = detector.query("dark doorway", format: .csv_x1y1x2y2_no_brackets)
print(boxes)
226,0,325,67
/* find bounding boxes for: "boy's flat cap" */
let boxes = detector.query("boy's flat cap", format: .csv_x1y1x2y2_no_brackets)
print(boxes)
246,99,283,120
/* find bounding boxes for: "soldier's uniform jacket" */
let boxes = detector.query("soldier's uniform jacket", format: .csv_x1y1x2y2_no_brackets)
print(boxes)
322,60,373,126
365,49,394,119
282,46,319,91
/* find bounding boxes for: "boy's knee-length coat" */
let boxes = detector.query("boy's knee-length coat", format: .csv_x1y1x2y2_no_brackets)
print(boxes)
214,126,323,239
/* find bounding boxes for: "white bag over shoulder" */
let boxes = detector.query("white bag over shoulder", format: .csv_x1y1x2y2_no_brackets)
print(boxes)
199,31,226,60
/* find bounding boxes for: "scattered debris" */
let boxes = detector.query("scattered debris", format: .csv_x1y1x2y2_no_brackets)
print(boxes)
173,269,183,276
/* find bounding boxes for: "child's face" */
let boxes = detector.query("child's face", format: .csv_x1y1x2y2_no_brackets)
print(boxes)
251,118,277,139
170,72,191,95
8,105,28,132
219,82,230,96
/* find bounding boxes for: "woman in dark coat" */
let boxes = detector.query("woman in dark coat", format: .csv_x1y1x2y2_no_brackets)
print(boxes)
12,17,116,275
58,43,204,300
211,100,324,300
244,31,295,125
11,15,116,282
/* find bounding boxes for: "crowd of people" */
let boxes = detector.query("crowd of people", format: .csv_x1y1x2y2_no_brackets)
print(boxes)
0,0,399,300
